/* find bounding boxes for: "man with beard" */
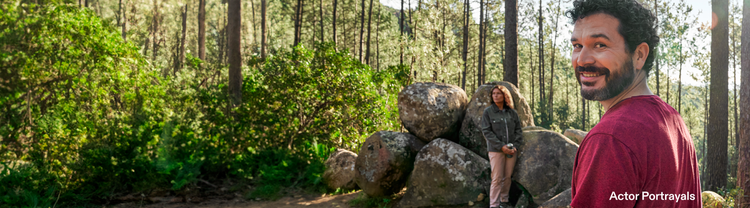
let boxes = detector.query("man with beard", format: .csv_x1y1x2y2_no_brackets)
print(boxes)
566,0,701,207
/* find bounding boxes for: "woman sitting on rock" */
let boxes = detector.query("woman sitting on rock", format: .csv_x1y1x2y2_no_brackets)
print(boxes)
481,85,523,208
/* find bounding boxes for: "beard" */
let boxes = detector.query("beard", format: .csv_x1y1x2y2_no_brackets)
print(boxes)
576,59,635,101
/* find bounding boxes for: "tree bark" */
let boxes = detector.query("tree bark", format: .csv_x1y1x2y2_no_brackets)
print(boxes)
655,0,660,96
376,6,380,71
199,0,207,60
332,0,337,44
228,0,242,106
294,0,304,46
359,0,365,62
400,0,404,66
538,0,545,105
678,43,683,114
175,4,188,75
365,0,373,64
582,98,586,131
731,7,739,178
503,0,517,86
152,0,161,62
548,0,560,122
461,0,469,90
320,0,324,43
120,0,127,41
706,0,729,192
477,0,484,88
737,0,750,206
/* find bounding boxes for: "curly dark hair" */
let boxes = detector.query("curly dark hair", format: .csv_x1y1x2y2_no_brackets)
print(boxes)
566,0,660,75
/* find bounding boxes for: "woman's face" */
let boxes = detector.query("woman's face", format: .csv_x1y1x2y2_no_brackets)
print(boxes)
492,88,505,104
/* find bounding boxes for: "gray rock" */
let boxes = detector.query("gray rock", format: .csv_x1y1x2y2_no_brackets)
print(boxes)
354,131,425,197
514,130,578,204
522,126,547,131
322,149,358,190
539,189,571,208
563,129,587,145
515,193,531,208
459,81,535,159
398,82,468,143
399,139,491,208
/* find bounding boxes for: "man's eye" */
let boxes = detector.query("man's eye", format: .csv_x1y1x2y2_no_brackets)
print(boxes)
595,43,607,48
572,44,582,49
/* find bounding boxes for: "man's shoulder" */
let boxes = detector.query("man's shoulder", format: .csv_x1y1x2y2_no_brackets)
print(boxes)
593,96,673,134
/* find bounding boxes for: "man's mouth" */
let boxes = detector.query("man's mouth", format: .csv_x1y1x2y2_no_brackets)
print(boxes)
581,72,602,77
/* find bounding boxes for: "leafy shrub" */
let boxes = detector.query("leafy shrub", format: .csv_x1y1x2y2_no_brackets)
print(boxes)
0,3,407,206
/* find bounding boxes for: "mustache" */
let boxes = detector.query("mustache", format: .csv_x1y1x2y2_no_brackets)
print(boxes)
575,66,610,75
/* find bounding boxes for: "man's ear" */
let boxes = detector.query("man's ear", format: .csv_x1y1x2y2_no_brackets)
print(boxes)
633,42,649,70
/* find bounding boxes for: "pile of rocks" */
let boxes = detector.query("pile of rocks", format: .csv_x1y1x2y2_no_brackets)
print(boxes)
323,81,582,207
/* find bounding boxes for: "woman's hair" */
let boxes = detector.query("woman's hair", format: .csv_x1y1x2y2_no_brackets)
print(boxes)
490,85,515,110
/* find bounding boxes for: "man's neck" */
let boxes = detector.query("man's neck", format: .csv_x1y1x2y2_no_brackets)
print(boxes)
599,71,653,111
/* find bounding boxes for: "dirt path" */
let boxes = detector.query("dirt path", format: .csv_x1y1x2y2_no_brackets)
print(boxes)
109,191,362,208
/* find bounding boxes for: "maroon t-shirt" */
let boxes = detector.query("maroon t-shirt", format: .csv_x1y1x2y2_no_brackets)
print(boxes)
570,95,702,208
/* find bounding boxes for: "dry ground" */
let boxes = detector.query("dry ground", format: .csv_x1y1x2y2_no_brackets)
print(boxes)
107,190,363,208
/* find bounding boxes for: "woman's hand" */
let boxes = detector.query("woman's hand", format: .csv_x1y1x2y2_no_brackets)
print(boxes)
501,145,516,155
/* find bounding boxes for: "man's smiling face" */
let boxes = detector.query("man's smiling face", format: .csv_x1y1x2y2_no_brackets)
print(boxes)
571,12,636,101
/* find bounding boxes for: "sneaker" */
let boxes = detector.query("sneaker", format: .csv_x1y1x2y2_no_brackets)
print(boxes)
499,202,513,208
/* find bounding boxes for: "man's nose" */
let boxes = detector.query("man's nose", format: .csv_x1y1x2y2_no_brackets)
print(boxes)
576,47,596,67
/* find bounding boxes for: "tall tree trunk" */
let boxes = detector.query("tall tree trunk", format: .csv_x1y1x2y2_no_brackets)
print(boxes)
320,0,324,43
482,6,488,84
228,0,242,106
365,0,373,64
737,0,750,206
678,44,683,114
548,0,560,122
582,98,586,131
461,0,469,90
175,4,188,75
332,0,337,44
400,0,404,66
376,6,380,71
294,0,304,46
477,0,484,88
359,0,365,62
120,0,127,41
703,83,709,185
503,0,518,86
199,0,207,60
655,0,660,96
251,0,257,47
538,0,545,105
531,42,535,109
152,0,160,62
706,0,729,192
731,8,739,178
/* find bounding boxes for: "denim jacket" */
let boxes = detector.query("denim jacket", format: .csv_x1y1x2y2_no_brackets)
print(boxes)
481,103,523,152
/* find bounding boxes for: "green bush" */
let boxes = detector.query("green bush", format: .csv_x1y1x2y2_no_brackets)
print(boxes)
0,3,407,206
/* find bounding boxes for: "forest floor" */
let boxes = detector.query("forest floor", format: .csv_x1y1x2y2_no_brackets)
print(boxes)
107,191,361,208
105,187,391,208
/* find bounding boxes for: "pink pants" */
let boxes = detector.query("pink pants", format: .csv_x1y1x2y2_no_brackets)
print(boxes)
489,151,516,206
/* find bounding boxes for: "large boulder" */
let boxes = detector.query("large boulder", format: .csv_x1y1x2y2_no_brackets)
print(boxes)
539,188,572,208
514,130,578,204
354,131,426,197
322,149,358,190
523,126,547,131
458,81,534,159
398,82,468,143
399,139,491,208
563,129,587,145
